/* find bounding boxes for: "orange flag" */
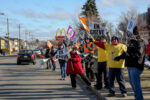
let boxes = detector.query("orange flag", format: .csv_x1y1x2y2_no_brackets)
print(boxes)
78,13,90,32
47,40,53,49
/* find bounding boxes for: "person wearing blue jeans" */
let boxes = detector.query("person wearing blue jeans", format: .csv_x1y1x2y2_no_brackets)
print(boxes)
125,26,145,100
128,67,143,100
57,41,67,80
51,60,56,71
60,62,67,80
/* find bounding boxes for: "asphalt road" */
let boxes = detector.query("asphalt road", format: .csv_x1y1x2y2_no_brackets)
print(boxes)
0,57,98,100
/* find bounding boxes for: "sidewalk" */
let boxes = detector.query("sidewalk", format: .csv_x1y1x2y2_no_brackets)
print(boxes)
77,68,150,100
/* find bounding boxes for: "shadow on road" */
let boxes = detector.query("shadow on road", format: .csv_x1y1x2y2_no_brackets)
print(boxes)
0,63,17,66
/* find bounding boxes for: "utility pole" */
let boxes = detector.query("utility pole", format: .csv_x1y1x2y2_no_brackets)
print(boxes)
18,24,21,50
7,17,10,54
32,35,34,49
25,30,27,49
28,32,30,49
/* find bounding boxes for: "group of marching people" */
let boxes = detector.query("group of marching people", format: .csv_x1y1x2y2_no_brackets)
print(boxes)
45,26,147,100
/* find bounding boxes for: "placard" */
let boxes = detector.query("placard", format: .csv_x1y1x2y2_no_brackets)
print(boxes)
54,47,70,60
127,19,136,33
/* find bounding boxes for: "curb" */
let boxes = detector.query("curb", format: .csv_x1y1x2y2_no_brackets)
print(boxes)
77,75,107,100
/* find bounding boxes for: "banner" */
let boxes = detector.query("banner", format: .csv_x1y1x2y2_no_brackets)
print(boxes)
47,40,53,49
54,47,70,60
67,26,76,40
78,13,90,32
56,28,67,41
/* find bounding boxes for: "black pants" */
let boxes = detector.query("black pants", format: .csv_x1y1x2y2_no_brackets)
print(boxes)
85,62,94,80
70,74,91,88
109,68,127,94
96,62,108,89
148,55,150,61
46,58,51,69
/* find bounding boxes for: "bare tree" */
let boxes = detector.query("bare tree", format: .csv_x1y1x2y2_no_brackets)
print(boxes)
118,8,138,42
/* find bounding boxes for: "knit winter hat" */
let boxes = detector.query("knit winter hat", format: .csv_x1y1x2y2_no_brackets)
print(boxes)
133,26,139,35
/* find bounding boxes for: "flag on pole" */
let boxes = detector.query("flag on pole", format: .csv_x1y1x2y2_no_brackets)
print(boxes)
67,26,76,40
47,40,53,49
78,13,90,32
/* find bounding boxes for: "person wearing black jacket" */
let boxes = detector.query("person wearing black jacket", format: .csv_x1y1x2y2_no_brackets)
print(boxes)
126,26,145,100
50,46,57,71
114,26,145,100
83,37,95,82
45,47,52,69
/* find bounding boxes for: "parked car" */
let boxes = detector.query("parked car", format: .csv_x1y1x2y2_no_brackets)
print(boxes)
33,49,42,57
17,49,36,65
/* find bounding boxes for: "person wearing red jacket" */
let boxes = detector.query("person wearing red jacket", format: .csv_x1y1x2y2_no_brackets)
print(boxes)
66,47,91,89
146,39,150,61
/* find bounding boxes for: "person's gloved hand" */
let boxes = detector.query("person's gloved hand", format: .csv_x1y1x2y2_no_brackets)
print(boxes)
114,56,121,61
89,38,93,42
70,58,74,62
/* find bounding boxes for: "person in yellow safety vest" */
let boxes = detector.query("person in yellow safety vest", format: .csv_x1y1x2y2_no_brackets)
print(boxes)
83,37,95,82
90,35,127,97
94,36,109,90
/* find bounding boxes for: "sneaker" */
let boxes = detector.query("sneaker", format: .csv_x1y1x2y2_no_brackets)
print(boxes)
86,85,92,90
63,78,65,80
104,86,109,90
107,93,115,97
121,93,127,97
90,79,95,82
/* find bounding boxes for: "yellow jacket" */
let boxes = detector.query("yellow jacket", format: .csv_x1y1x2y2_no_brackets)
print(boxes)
98,47,107,62
104,42,127,68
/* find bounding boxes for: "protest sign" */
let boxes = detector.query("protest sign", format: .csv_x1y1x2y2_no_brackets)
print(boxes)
126,19,136,39
89,22,106,36
54,47,70,60
127,19,136,33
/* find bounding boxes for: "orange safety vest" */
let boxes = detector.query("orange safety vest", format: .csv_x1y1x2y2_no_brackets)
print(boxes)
83,42,94,53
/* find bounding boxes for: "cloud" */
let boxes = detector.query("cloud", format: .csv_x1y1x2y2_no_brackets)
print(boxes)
14,9,73,20
97,0,135,8
122,0,135,5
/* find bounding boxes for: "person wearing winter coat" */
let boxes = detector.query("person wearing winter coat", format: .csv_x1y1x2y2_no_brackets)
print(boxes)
125,26,145,100
50,46,57,71
58,41,67,80
146,38,150,61
66,47,91,89
45,47,52,69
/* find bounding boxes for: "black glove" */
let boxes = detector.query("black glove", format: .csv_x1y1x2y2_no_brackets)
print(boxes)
89,38,93,42
114,56,121,61
70,58,74,62
114,52,126,61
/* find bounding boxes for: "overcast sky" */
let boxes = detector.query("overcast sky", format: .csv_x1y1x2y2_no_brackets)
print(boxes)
0,0,149,41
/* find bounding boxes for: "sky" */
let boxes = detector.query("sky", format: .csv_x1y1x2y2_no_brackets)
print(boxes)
0,0,149,41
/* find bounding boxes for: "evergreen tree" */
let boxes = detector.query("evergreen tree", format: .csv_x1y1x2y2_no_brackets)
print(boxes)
82,0,99,19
